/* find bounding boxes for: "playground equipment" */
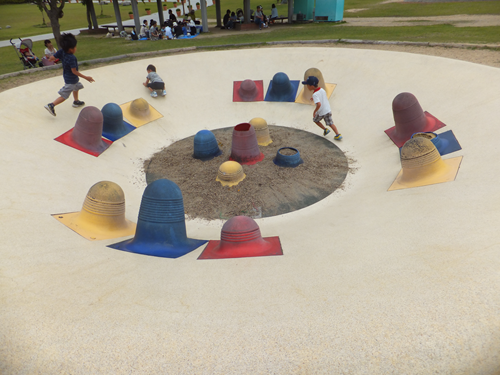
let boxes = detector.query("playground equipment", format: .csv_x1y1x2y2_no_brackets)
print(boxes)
265,72,299,102
411,131,461,156
385,92,446,148
296,68,336,105
233,79,264,102
198,216,283,259
52,181,136,241
273,147,304,168
193,130,222,161
389,137,462,191
101,103,135,141
249,118,272,146
54,106,112,157
216,161,246,187
120,98,163,127
229,123,264,165
109,179,207,258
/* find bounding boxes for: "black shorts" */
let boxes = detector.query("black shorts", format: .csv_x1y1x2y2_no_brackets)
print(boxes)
147,82,165,90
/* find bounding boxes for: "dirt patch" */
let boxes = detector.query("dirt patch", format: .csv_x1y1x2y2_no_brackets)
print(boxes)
144,125,350,220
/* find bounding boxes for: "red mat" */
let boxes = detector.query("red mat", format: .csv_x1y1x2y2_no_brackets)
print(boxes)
55,129,112,157
233,80,264,102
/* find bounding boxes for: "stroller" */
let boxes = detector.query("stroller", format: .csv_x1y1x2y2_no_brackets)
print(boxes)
10,38,44,69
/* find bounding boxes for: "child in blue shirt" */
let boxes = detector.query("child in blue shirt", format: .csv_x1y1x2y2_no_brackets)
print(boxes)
44,33,94,117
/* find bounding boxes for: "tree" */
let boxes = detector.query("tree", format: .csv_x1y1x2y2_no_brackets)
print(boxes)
35,0,65,48
81,0,99,30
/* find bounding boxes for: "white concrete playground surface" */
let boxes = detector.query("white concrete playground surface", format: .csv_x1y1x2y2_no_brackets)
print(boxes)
1,47,500,374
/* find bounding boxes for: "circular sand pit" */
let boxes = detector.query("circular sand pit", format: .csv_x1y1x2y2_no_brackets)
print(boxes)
144,125,350,220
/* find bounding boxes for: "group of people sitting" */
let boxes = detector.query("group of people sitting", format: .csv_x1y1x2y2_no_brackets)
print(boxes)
139,9,198,40
222,4,279,30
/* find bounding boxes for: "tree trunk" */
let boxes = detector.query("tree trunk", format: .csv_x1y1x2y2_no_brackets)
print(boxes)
39,0,65,49
89,0,98,29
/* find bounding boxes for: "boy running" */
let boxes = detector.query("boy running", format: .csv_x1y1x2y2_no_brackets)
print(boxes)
302,76,342,140
44,33,94,116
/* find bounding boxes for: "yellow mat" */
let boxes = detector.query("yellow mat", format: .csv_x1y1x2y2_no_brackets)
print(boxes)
388,156,463,191
53,211,136,241
295,83,337,105
120,98,163,128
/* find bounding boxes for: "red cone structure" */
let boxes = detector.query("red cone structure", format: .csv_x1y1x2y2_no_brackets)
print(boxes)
233,79,264,102
229,123,264,165
384,92,445,148
198,216,282,259
55,106,112,157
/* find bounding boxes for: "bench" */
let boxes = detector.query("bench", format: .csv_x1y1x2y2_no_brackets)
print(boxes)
272,16,288,24
101,24,136,33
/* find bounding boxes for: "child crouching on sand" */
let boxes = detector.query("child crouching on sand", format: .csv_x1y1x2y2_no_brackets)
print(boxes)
143,64,166,98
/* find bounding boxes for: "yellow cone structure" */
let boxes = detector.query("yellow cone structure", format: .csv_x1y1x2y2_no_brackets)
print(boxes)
249,117,272,146
216,161,246,187
53,181,136,240
296,68,337,105
388,137,463,191
120,98,163,128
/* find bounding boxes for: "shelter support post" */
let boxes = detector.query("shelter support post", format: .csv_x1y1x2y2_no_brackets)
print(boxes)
201,0,208,32
131,0,141,32
244,0,250,24
112,0,124,32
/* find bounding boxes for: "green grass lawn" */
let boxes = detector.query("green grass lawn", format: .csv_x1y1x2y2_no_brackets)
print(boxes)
0,1,289,41
1,1,499,76
2,23,498,75
352,1,500,17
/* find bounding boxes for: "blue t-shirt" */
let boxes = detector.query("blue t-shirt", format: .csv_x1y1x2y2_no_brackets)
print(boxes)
54,49,79,84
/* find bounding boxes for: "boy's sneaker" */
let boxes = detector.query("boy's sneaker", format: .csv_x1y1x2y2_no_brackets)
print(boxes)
334,133,343,141
72,100,85,108
44,103,56,116
151,91,158,98
323,128,331,136
162,89,167,97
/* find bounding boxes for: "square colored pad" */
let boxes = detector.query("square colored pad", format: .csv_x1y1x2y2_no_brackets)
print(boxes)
385,112,446,148
52,212,136,241
119,99,163,128
264,80,300,102
388,156,463,191
102,120,136,142
108,238,207,259
198,236,283,260
232,80,264,102
433,129,462,156
54,129,112,157
295,83,337,105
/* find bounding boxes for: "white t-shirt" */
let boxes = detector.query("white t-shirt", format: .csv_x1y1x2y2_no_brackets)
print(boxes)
271,8,278,18
44,47,56,57
164,26,173,39
312,88,331,116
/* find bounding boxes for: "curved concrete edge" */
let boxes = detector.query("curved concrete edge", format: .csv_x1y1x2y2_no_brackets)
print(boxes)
2,39,499,80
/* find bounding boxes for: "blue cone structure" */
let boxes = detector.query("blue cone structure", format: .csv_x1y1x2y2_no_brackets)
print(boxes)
193,130,222,161
265,72,300,102
273,147,304,168
108,179,207,258
410,130,462,156
101,103,136,141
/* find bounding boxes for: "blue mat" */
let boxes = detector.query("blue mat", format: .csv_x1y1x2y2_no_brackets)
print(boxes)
265,80,300,102
102,120,136,142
